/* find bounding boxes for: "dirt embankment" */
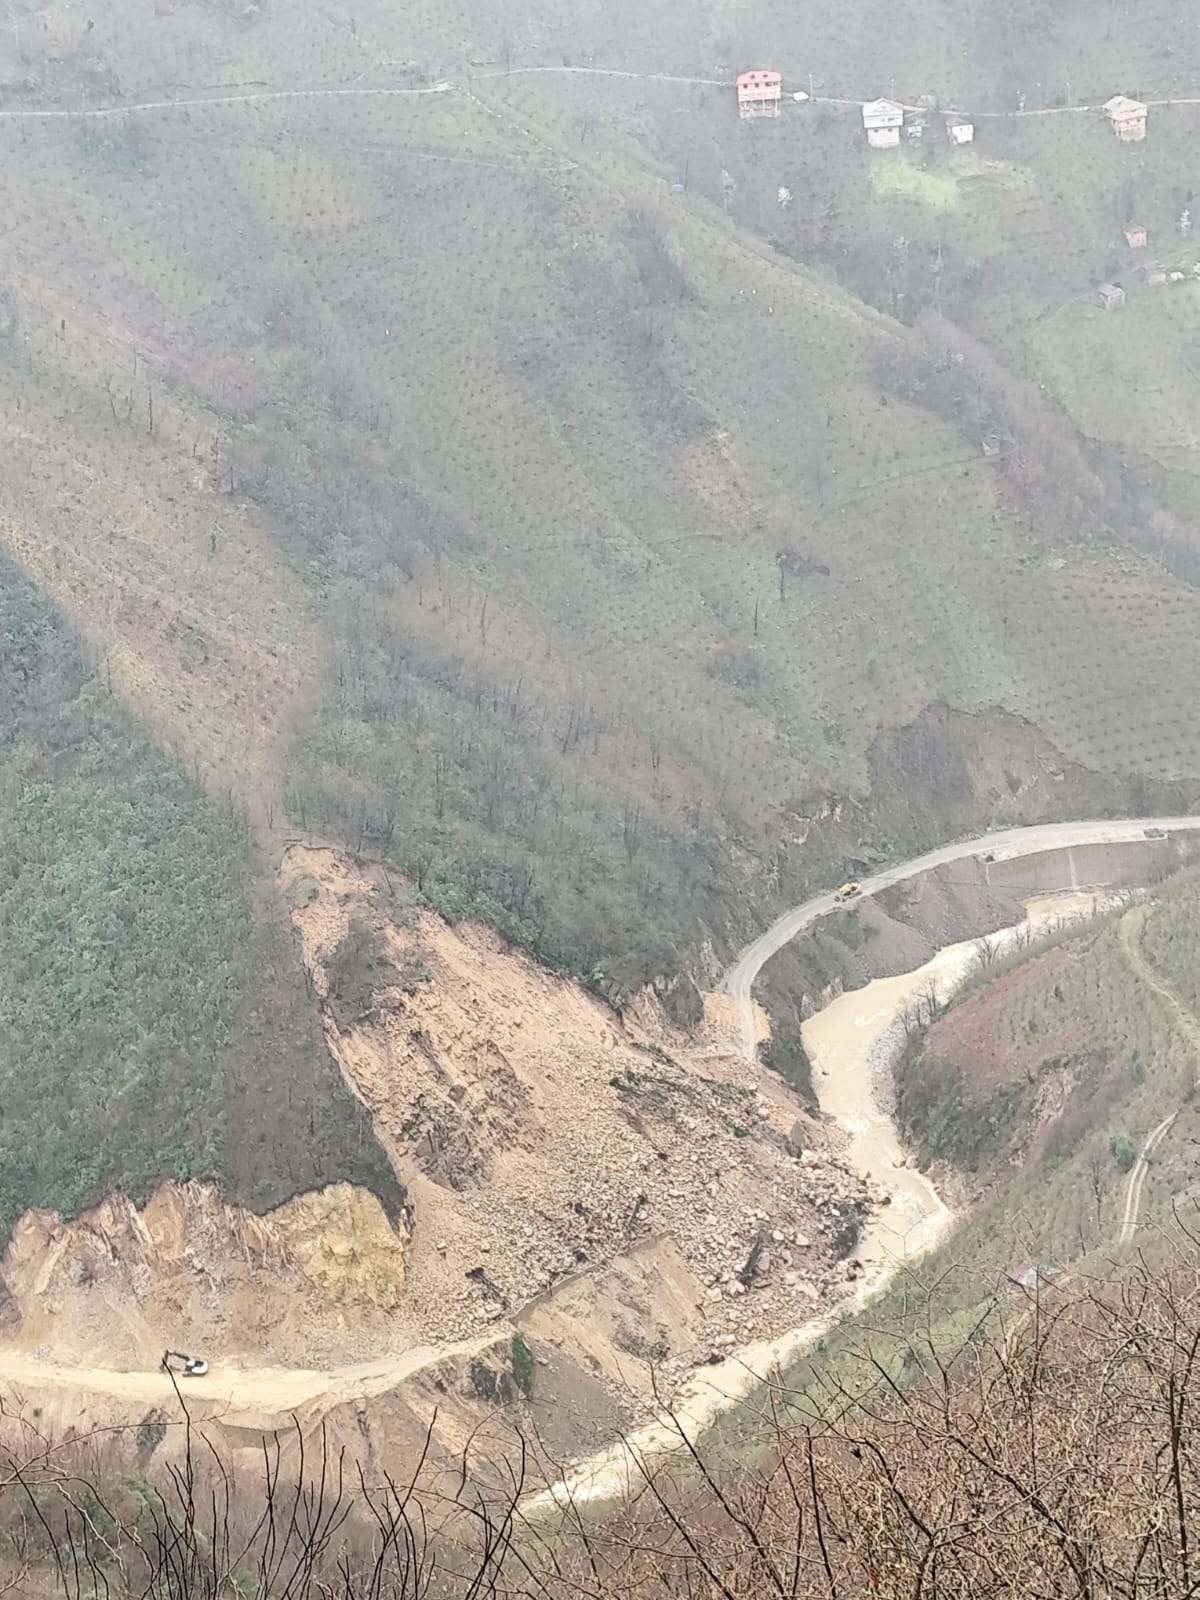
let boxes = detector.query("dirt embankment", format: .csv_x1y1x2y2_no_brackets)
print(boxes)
0,1182,407,1369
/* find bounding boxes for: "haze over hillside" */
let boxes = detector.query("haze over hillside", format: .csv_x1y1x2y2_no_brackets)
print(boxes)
0,0,1199,1581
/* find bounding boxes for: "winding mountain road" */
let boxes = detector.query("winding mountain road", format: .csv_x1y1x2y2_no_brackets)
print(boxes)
725,816,1200,1061
0,815,1195,1493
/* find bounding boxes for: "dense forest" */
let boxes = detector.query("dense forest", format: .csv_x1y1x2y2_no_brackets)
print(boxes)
0,557,401,1233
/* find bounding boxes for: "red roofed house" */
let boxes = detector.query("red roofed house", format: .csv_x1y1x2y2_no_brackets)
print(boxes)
737,70,783,120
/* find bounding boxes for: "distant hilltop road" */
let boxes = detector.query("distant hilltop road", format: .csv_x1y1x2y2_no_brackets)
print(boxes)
725,816,1200,1062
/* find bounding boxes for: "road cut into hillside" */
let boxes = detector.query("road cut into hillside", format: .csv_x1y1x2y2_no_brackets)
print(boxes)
727,817,1200,1060
0,817,1195,1501
530,817,1200,1509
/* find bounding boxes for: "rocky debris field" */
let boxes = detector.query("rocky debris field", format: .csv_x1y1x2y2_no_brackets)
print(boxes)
285,847,876,1375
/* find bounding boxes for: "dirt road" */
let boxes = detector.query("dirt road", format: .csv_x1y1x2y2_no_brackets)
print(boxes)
1118,1112,1178,1246
0,815,1193,1492
725,817,1200,1061
0,1335,502,1433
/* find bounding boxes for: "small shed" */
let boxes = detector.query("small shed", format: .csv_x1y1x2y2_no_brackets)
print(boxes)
1125,225,1148,249
737,70,783,120
862,97,904,149
1097,282,1126,311
946,114,974,145
1104,94,1148,141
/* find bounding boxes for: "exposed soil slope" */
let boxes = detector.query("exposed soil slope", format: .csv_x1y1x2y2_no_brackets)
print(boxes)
0,1182,407,1369
284,845,873,1365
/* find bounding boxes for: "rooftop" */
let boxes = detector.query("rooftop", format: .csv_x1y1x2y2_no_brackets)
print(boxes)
862,98,905,121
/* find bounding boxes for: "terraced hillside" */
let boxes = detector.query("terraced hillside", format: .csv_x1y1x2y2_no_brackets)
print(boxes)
0,0,1197,1249
894,872,1200,1309
1,3,1199,999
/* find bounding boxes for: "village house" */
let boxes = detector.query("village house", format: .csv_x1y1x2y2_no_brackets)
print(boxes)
736,70,782,120
1097,282,1126,311
1125,225,1148,249
862,98,904,149
1104,94,1148,141
1005,1261,1061,1295
946,114,974,144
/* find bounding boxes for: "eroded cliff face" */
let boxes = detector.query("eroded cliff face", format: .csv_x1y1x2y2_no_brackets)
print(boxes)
1,1181,406,1366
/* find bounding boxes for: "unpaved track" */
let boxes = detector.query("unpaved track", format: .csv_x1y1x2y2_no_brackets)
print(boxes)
1112,902,1200,1243
725,817,1200,1061
1119,1112,1177,1245
4,67,1200,127
0,1335,501,1431
1120,906,1200,1077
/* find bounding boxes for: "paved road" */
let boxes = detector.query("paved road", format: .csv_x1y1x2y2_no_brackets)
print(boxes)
725,816,1200,1061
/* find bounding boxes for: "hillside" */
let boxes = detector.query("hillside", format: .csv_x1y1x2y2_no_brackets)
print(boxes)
0,550,399,1235
892,869,1200,1320
1,51,1196,1009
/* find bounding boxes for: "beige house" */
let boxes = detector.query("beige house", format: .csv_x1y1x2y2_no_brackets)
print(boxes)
1104,95,1148,141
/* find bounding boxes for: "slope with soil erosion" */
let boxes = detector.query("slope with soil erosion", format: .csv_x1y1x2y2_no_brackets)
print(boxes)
0,821,1197,1486
0,847,879,1473
281,844,875,1375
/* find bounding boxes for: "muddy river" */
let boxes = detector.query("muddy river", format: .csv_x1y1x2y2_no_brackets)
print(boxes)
805,891,1113,1291
534,890,1115,1509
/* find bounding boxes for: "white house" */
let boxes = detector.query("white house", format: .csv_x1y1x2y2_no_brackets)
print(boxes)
862,98,904,149
946,114,974,145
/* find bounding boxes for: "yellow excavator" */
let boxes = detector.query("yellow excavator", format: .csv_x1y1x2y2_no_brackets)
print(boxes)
834,880,863,903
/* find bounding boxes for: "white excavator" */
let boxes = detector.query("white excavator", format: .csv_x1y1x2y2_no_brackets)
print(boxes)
161,1349,208,1378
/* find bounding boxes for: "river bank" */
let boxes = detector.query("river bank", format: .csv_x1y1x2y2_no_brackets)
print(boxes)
530,886,1129,1511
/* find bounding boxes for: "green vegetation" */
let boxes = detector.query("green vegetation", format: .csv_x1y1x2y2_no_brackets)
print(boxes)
0,557,246,1230
1110,1131,1136,1172
73,116,148,176
510,1332,534,1397
0,555,401,1232
884,873,1200,1348
867,150,962,209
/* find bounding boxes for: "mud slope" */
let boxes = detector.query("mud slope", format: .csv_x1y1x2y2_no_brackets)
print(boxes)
283,845,876,1374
